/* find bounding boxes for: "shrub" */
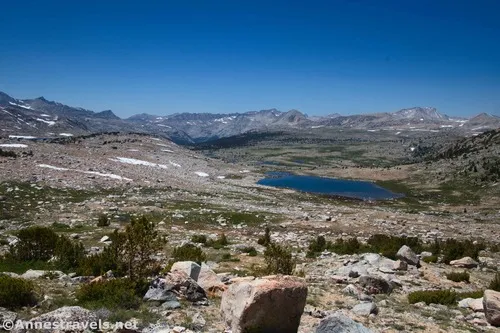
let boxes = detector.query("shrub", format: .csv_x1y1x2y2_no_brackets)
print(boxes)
423,255,438,263
440,239,485,264
328,237,367,255
0,149,17,158
446,271,470,283
121,216,162,280
456,290,484,300
78,216,162,280
0,275,37,309
367,234,423,260
97,214,110,227
307,236,327,257
408,289,457,305
264,242,295,275
257,227,271,246
191,234,207,244
240,246,258,256
77,244,121,277
76,278,146,309
207,233,229,249
51,222,71,230
489,273,500,292
171,244,206,265
11,226,59,261
54,236,85,271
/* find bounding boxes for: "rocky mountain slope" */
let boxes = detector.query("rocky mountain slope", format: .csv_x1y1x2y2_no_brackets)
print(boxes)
1,91,499,143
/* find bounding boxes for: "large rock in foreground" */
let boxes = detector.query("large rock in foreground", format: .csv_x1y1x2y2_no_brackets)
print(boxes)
483,289,500,327
316,312,373,333
221,275,307,333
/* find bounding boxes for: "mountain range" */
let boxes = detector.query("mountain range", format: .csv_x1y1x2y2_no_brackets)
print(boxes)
1,91,499,144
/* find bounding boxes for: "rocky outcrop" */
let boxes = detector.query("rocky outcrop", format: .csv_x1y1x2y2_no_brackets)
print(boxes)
221,275,307,333
21,270,65,280
483,290,500,326
144,271,207,303
0,307,17,327
396,245,420,267
16,306,97,333
352,302,378,316
449,257,479,269
316,312,373,333
197,263,225,293
170,261,201,281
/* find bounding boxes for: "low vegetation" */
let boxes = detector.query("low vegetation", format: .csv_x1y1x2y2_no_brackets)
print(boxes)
171,243,206,265
206,233,229,249
0,275,37,309
489,273,500,292
78,216,162,280
76,278,148,310
264,242,295,275
97,214,110,227
408,289,485,305
408,289,457,305
257,226,271,246
446,271,470,283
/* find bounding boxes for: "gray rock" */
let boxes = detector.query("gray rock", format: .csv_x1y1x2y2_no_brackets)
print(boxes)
392,260,408,271
420,251,433,259
161,300,181,309
316,312,373,333
342,284,359,296
483,289,500,326
144,287,177,302
396,245,420,267
352,302,378,316
0,307,17,326
170,261,201,281
450,257,479,269
191,312,206,330
19,306,97,333
197,263,225,293
358,275,392,294
145,271,207,303
21,269,65,280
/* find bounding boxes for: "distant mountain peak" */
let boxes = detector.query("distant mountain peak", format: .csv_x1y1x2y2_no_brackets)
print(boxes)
393,107,448,121
95,110,120,120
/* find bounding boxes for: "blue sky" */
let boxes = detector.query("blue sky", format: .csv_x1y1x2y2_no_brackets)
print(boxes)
0,0,499,117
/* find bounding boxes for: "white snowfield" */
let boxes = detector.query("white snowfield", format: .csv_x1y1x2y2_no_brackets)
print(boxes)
8,101,33,110
8,135,37,139
169,161,181,168
195,172,209,177
59,133,73,137
38,164,132,181
36,118,56,126
0,144,28,148
111,157,169,169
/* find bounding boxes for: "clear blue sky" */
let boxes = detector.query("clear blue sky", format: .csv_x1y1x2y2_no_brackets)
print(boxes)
0,0,499,117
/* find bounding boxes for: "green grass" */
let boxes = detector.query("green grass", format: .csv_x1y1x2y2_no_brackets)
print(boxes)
0,258,55,274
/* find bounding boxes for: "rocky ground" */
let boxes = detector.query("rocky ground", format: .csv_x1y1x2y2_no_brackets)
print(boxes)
0,132,499,332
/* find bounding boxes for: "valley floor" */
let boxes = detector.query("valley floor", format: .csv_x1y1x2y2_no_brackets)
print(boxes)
0,132,499,332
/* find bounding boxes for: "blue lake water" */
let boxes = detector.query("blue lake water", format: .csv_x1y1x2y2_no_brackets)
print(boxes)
257,173,404,200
